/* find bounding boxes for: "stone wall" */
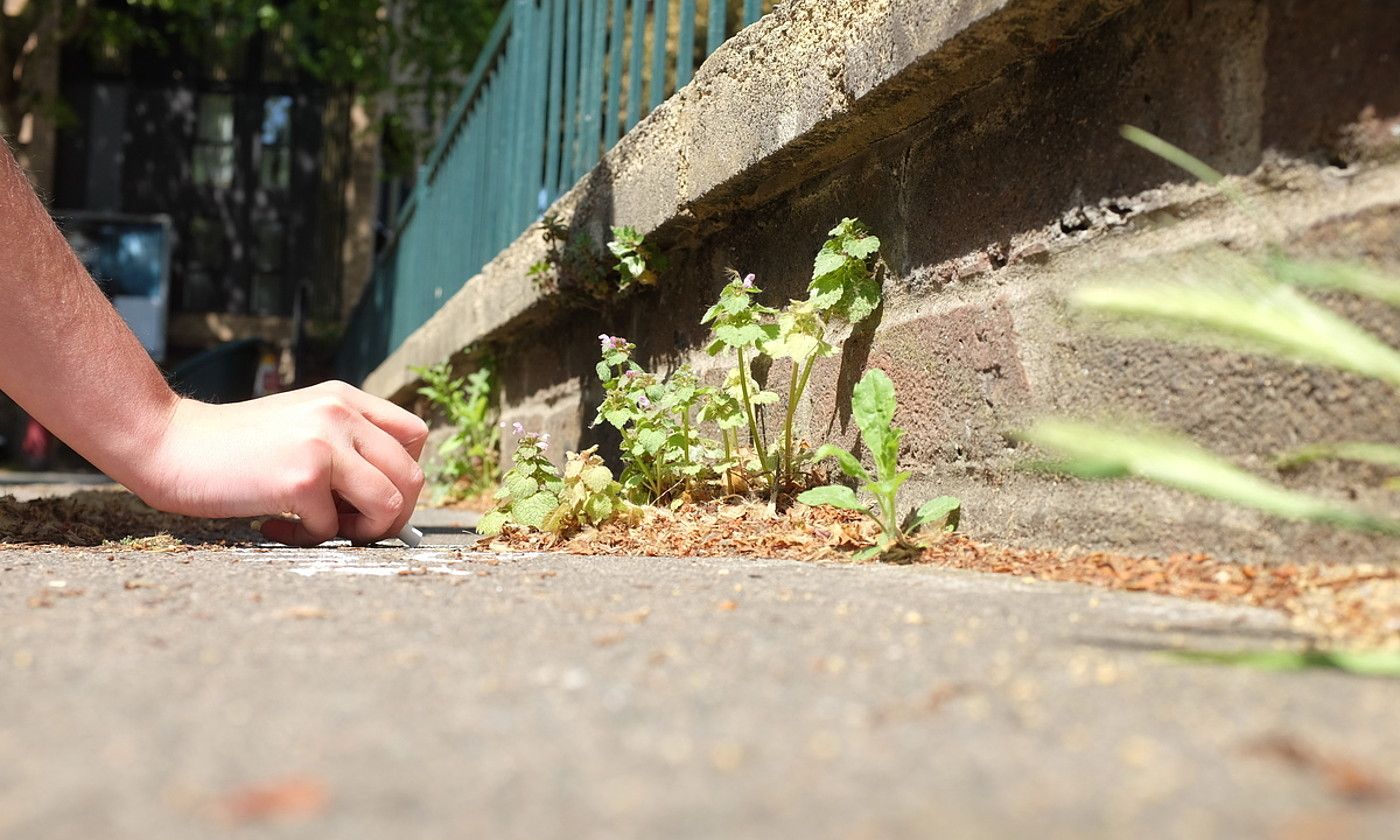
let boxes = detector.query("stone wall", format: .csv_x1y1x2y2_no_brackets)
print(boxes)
368,0,1400,562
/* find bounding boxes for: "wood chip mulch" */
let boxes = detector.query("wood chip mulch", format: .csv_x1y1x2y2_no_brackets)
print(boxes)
0,491,256,548
478,501,1400,649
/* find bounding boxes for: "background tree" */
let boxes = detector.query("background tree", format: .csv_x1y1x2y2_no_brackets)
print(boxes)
0,0,504,192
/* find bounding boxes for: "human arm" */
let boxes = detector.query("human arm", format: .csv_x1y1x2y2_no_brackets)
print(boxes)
0,140,426,545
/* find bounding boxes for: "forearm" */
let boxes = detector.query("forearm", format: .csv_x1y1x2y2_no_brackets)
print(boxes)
0,140,177,493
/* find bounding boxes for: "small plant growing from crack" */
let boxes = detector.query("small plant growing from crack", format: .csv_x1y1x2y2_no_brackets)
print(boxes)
541,446,637,534
799,369,961,561
476,426,564,536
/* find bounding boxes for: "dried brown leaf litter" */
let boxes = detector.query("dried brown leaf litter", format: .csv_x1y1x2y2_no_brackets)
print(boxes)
0,491,255,548
479,501,1400,649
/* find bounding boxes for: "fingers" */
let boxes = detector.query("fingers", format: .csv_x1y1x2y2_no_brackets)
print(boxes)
345,415,424,539
260,466,339,547
320,381,429,460
328,450,406,545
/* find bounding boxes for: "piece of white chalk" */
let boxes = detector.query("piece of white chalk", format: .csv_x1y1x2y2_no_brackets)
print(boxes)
397,524,423,548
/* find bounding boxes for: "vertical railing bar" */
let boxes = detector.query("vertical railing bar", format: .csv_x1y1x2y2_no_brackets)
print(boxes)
525,0,549,220
626,0,646,130
743,0,760,25
561,0,582,192
649,0,670,110
574,0,596,183
543,0,565,205
676,0,696,88
706,0,724,56
586,0,608,165
605,0,626,150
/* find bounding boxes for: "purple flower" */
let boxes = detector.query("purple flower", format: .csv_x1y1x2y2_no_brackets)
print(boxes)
538,433,551,451
623,370,640,380
599,334,629,351
637,395,653,411
512,422,525,436
742,273,755,289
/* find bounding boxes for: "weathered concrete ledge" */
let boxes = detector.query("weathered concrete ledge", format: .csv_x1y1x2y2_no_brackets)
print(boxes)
370,0,1400,562
362,0,1138,400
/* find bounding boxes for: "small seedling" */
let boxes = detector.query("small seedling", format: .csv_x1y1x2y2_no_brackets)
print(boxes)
476,427,564,536
799,369,961,561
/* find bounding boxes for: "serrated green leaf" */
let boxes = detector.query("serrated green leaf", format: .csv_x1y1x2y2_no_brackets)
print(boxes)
583,494,614,524
596,361,612,382
843,235,881,260
511,491,560,529
636,428,668,454
476,510,509,536
504,474,538,501
797,485,869,512
604,408,633,429
812,250,847,280
582,465,613,492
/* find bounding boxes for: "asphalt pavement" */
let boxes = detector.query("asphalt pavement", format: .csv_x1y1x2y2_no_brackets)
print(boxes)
1,509,1397,839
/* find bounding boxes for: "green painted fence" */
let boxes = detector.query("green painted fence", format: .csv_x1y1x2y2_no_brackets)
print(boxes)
338,0,770,385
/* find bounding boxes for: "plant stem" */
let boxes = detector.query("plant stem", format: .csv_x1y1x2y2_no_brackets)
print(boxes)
735,347,772,475
781,355,818,488
722,430,734,495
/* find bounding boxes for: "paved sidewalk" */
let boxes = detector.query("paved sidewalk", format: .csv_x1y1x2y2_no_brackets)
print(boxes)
1,531,1397,839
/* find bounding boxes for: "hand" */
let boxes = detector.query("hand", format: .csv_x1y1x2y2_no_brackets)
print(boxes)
136,381,428,546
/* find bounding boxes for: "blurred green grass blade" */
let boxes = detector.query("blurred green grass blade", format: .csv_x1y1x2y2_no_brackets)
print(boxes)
1269,256,1400,308
1166,649,1400,676
1121,125,1224,185
1073,250,1400,388
1019,419,1400,534
1276,441,1400,470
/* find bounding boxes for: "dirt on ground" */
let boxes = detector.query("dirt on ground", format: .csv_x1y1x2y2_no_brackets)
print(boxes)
0,491,257,547
481,501,1400,650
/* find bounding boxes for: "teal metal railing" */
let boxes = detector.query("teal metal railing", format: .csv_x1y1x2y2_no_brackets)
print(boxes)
338,0,770,384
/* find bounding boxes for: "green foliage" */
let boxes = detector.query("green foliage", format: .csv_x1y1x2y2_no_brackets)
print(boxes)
799,370,961,561
608,226,666,292
413,361,498,502
3,1,504,171
808,218,884,325
541,446,633,534
1166,649,1400,677
530,216,666,308
476,430,563,537
594,337,720,503
1024,126,1400,536
698,220,887,488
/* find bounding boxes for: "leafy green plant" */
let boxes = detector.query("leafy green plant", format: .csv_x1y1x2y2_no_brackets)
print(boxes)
608,226,666,291
702,271,781,477
594,336,721,503
413,361,498,502
698,219,887,489
476,428,564,536
541,446,634,534
529,216,666,307
799,369,961,561
1021,127,1400,535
